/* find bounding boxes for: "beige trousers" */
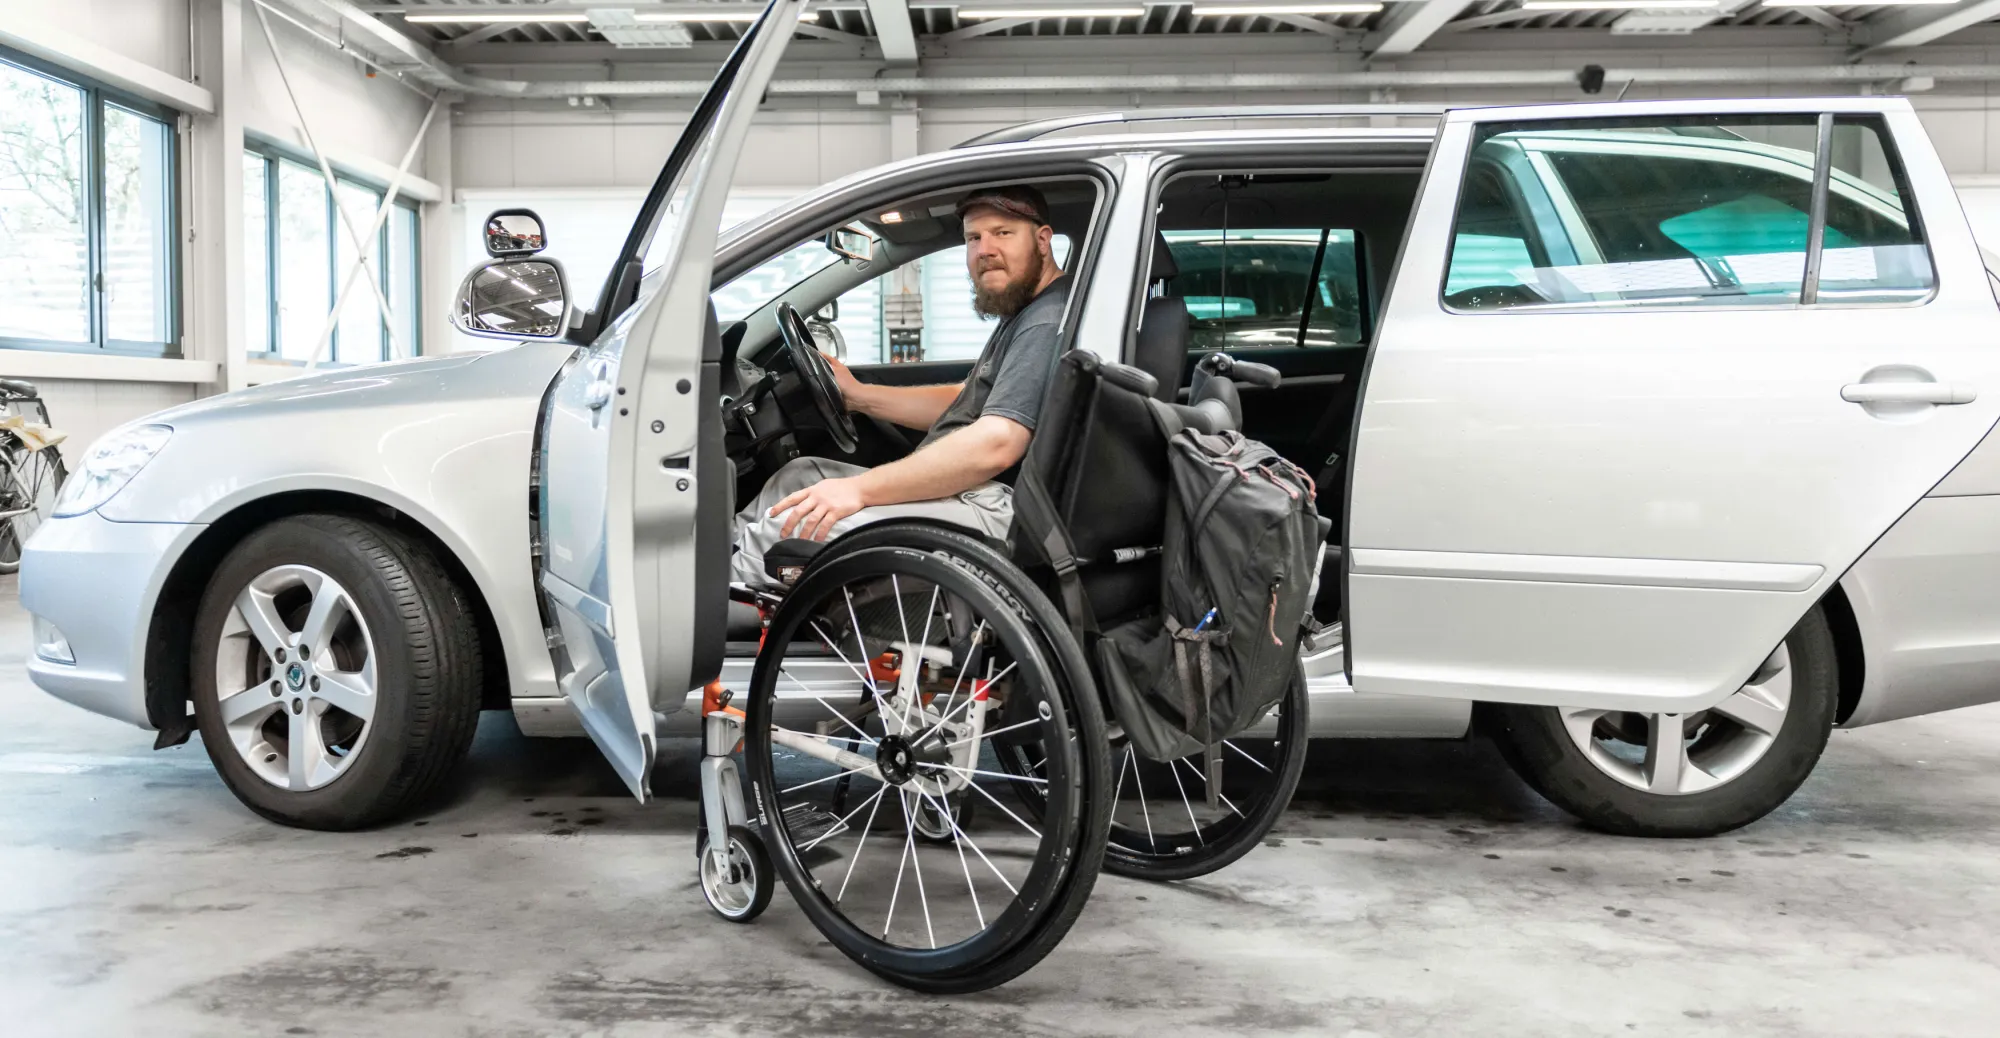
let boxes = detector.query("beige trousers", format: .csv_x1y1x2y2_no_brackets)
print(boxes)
730,457,1014,588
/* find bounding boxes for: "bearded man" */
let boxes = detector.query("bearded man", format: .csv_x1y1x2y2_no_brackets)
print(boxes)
730,184,1070,587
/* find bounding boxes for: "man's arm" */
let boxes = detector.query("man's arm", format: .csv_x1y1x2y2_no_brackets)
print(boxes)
846,379,963,431
770,415,1030,540
825,354,961,430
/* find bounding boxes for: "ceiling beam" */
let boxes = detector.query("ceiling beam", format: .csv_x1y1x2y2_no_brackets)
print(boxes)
1855,0,2000,58
442,21,524,48
1784,5,1840,32
1365,0,1474,59
865,0,919,62
793,20,870,44
1268,13,1353,38
939,16,1029,41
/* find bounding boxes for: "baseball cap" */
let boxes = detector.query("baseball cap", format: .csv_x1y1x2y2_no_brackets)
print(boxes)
955,184,1051,226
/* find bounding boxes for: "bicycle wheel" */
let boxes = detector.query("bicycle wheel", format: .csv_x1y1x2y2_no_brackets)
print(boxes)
745,542,1109,993
996,663,1308,882
0,440,65,574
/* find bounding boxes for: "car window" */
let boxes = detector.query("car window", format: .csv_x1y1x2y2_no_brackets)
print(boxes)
1442,115,1934,311
1164,228,1363,350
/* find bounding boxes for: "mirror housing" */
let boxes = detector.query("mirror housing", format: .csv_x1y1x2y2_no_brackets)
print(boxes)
825,226,876,263
453,258,571,340
483,208,548,258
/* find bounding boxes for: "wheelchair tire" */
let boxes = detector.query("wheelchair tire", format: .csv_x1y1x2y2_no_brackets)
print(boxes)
744,539,1111,993
1098,663,1308,881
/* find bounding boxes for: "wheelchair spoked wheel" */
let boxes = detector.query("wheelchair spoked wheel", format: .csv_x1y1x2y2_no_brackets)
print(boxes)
744,540,1110,993
996,664,1308,882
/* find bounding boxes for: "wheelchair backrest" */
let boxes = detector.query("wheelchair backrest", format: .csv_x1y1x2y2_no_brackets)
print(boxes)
1014,351,1177,628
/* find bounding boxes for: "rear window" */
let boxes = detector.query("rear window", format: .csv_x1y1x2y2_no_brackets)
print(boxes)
1442,114,1934,311
1164,228,1363,350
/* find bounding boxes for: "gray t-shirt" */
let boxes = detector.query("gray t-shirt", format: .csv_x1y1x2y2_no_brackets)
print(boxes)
919,274,1073,449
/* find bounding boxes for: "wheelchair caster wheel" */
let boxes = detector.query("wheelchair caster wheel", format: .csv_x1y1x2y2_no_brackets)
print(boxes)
699,824,773,923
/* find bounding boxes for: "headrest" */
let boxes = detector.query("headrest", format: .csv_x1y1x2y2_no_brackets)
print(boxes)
1149,234,1178,283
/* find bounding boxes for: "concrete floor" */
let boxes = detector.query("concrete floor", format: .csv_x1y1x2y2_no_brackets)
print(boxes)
5,576,2000,1038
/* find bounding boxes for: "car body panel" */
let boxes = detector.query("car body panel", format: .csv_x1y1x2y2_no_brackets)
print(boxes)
21,513,205,727
1840,493,2000,727
24,344,576,730
1346,98,2000,716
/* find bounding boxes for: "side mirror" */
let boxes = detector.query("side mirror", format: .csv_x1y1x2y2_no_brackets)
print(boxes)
825,226,876,263
483,208,547,258
453,258,571,340
816,298,839,322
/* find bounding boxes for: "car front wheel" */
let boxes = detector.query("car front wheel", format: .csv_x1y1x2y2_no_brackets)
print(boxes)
190,514,483,830
1490,606,1839,838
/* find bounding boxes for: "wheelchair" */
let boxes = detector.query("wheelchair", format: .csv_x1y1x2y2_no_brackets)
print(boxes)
694,347,1312,993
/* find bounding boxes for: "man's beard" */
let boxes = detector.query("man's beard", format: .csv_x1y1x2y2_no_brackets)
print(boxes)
972,249,1047,319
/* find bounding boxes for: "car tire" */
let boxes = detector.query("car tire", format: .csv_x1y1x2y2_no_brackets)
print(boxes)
1489,605,1839,838
190,514,483,831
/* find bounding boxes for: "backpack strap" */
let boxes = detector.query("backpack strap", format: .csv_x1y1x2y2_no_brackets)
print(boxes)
1165,613,1229,808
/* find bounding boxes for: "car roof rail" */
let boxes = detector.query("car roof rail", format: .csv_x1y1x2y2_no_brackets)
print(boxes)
955,105,1452,149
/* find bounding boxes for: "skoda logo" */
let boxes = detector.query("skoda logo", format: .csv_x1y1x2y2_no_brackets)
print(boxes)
285,662,306,691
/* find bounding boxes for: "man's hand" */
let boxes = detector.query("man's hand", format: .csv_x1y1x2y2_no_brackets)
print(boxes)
771,475,868,541
822,351,866,411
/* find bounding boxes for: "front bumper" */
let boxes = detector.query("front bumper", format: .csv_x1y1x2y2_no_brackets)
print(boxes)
20,512,200,730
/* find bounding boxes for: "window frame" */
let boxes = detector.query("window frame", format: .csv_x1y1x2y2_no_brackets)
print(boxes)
243,138,423,364
1436,112,1938,317
0,45,181,358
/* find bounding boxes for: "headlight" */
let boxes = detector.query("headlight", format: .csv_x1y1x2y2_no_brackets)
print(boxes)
52,424,173,518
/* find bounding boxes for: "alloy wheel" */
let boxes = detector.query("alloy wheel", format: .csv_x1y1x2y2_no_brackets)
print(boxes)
1560,645,1792,796
211,564,379,791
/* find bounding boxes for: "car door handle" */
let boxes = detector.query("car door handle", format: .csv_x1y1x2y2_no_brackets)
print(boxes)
1841,383,1977,405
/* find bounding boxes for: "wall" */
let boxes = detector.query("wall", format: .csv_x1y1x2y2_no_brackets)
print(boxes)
0,0,191,80
240,10,433,178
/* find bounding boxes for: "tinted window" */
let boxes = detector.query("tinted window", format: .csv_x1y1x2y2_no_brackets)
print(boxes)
1164,228,1363,350
1443,115,1933,311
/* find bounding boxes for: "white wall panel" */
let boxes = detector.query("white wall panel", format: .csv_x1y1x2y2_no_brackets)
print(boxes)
240,11,431,176
5,0,192,80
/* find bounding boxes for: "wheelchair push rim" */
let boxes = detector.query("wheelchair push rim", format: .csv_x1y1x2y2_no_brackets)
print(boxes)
744,545,1098,987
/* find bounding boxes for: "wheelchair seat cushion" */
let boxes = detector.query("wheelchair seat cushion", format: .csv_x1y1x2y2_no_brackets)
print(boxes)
764,538,826,586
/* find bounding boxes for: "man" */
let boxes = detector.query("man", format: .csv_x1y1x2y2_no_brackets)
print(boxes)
731,184,1070,587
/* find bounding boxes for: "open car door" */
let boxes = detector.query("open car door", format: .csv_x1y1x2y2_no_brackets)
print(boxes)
537,0,808,799
1347,98,2000,714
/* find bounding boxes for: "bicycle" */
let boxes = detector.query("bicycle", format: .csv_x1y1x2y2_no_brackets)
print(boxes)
0,378,67,575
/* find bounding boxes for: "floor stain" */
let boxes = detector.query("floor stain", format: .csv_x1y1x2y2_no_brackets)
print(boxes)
375,846,433,859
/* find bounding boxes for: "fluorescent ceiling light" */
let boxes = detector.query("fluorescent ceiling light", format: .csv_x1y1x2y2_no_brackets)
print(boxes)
960,7,1148,18
405,12,590,23
1519,0,1720,8
1763,0,1954,4
632,9,821,21
1193,3,1383,12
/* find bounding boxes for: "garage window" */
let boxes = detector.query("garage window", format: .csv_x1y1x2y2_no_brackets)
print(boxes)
1442,114,1933,312
0,49,178,356
244,144,422,363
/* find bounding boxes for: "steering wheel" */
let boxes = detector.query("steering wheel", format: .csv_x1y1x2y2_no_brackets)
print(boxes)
776,302,859,454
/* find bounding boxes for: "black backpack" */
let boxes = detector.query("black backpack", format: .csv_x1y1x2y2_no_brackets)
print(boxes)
1096,424,1322,765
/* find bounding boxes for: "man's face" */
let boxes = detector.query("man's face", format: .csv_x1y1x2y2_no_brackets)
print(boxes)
963,207,1050,318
